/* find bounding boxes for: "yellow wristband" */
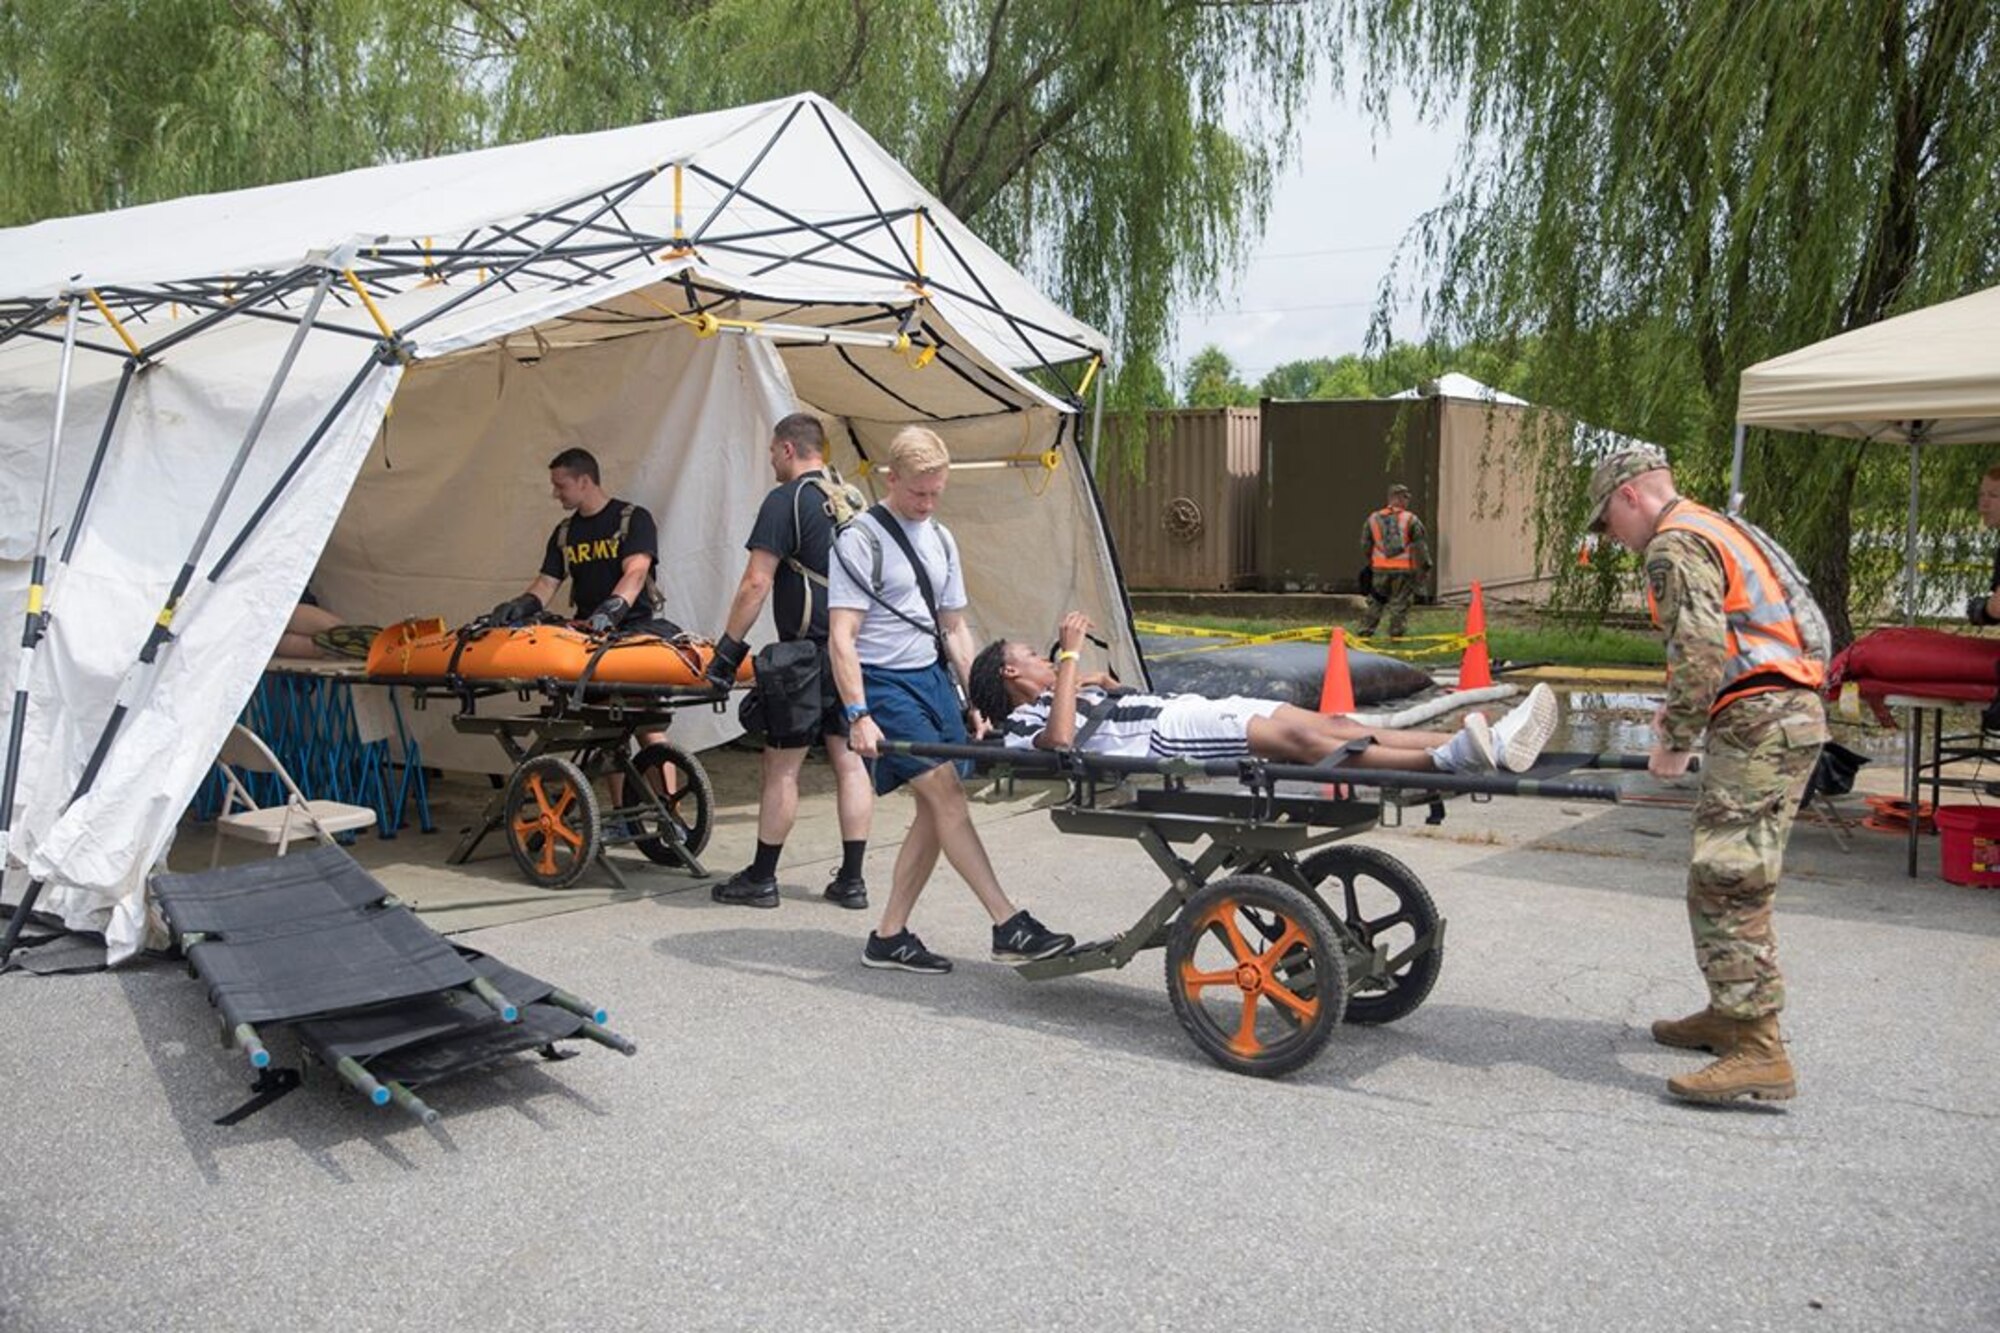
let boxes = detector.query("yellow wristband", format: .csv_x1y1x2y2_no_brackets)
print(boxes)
1055,649,1080,664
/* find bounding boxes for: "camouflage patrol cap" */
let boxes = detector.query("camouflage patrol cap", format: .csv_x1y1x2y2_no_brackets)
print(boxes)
1584,443,1671,532
1388,483,1411,498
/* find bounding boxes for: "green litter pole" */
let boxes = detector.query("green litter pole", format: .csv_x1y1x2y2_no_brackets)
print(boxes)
335,1057,391,1107
385,1080,440,1125
546,987,609,1025
231,1023,270,1070
468,975,519,1022
577,1020,637,1056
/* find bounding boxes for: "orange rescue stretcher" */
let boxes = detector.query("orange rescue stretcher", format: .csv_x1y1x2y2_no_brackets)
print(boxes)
363,616,746,890
366,616,753,689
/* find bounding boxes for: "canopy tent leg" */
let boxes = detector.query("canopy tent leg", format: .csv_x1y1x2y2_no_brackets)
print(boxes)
1,267,345,969
1728,422,1746,513
0,294,83,872
1089,365,1106,477
1904,433,1922,625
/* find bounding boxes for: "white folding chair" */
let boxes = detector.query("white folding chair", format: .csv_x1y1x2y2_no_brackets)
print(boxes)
210,723,379,867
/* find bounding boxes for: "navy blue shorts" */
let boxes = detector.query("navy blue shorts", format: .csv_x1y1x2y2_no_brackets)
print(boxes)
862,661,973,795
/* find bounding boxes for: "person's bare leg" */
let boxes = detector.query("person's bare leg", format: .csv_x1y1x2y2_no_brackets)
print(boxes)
824,735,873,842
876,794,941,938
907,763,1017,923
618,726,675,807
1250,710,1459,771
756,745,810,843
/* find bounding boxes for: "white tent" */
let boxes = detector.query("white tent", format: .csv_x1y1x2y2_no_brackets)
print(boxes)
1734,282,2000,617
1735,283,2000,445
1389,371,1531,406
0,93,1132,962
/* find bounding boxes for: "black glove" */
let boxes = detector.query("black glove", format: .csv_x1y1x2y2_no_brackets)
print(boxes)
707,633,750,689
584,595,630,635
489,592,542,626
1969,595,1996,627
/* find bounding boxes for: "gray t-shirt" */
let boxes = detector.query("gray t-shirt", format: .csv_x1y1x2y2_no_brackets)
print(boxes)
827,508,965,670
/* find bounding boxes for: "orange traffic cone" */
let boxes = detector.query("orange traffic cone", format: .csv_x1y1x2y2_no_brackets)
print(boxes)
1319,627,1356,715
1457,582,1494,690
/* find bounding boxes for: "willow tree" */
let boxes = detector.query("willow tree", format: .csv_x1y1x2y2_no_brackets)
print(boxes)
1343,1,2000,639
0,0,1338,418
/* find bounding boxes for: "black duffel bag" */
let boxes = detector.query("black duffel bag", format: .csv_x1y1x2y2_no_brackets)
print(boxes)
746,639,826,741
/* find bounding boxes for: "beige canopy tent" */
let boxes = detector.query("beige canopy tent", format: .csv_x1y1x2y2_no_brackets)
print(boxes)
1734,281,2000,619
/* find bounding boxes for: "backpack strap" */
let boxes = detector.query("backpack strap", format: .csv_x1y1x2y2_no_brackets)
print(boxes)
831,509,948,667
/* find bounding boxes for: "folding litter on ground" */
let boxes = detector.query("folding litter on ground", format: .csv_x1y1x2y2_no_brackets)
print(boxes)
150,845,635,1123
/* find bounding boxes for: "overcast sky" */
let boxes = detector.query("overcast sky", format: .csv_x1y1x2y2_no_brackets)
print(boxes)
1170,84,1464,388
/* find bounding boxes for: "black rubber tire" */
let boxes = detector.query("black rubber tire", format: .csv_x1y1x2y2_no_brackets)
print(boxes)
1298,844,1442,1025
504,755,600,889
631,741,713,861
1164,874,1346,1078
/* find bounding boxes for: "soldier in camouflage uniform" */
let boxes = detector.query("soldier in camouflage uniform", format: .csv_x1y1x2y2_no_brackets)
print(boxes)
1357,483,1429,639
1586,444,1828,1106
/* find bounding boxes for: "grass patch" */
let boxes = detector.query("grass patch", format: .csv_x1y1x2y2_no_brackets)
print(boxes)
1132,606,1664,669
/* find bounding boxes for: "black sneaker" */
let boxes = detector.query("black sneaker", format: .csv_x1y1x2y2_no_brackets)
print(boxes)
823,872,869,911
991,910,1074,964
711,868,779,909
862,929,952,974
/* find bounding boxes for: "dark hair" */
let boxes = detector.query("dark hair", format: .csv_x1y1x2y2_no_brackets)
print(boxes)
547,447,600,483
773,412,826,458
968,640,1013,732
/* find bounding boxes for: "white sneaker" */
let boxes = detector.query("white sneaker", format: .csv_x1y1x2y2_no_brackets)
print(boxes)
1432,712,1497,773
1492,683,1558,772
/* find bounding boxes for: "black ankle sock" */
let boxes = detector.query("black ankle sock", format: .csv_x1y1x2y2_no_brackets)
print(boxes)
751,840,783,878
840,839,866,881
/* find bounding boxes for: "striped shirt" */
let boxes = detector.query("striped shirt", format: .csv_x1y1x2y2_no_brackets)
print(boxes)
1001,687,1168,758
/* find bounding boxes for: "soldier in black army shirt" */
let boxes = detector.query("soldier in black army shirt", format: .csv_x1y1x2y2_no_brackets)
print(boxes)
488,446,666,634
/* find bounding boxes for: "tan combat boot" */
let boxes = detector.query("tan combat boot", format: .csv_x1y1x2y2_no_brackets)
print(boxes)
1650,1007,1741,1055
1666,1014,1796,1105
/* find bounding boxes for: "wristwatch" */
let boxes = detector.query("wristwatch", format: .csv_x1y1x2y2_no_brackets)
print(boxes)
843,702,872,723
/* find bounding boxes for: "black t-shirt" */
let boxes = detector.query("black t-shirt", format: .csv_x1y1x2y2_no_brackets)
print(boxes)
539,498,659,621
747,469,836,642
1989,543,2000,595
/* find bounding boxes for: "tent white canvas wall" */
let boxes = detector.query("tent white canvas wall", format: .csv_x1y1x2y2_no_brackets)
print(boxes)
0,93,1132,961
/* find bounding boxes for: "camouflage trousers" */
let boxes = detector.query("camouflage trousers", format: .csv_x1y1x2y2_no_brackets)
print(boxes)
1686,689,1827,1020
1359,571,1418,638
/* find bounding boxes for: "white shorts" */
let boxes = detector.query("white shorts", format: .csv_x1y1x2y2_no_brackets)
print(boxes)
1149,695,1283,760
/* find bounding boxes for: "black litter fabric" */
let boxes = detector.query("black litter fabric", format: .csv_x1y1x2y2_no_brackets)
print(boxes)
152,846,387,935
150,849,623,1119
316,1003,587,1088
293,947,564,1065
186,909,475,1026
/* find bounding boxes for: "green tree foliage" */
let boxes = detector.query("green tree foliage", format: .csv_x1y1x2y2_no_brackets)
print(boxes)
0,0,1341,422
1182,344,1256,407
1344,0,2000,638
1256,341,1529,400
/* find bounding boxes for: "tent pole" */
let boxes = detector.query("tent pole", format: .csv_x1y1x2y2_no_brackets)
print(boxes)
1904,433,1922,625
1728,422,1746,513
0,294,82,871
398,170,661,340
0,267,340,969
1089,366,1106,477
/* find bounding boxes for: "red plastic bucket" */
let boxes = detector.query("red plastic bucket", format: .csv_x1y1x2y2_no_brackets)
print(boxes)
1933,805,2000,887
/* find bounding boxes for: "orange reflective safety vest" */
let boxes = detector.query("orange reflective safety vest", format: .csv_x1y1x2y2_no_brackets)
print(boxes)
1368,507,1419,571
1645,502,1827,711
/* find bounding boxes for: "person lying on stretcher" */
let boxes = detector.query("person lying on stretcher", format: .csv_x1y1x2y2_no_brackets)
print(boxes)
969,612,1557,774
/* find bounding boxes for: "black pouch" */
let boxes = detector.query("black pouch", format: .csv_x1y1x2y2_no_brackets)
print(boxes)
751,640,825,739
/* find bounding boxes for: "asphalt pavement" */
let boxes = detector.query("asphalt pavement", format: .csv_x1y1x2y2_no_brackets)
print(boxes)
1,752,1994,1331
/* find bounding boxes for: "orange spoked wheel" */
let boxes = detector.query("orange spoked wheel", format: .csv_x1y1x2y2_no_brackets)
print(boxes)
1298,845,1442,1025
630,741,713,863
1165,875,1345,1077
504,755,600,889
